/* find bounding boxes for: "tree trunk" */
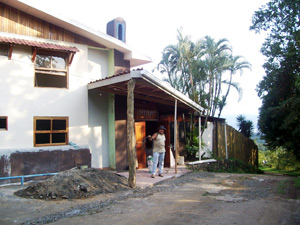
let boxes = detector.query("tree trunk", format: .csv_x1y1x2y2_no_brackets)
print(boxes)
127,79,136,188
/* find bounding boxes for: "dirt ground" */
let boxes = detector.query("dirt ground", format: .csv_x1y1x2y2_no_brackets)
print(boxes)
0,170,300,225
14,168,130,200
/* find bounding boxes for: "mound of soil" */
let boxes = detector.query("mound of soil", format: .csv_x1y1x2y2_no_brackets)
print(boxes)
14,168,130,200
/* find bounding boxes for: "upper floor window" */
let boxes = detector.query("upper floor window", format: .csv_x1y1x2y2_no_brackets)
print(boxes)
34,50,68,88
0,116,8,131
117,23,125,42
34,117,68,147
0,43,8,56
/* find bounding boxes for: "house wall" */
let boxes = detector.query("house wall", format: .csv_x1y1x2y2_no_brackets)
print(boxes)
88,90,109,169
202,121,213,158
0,1,143,177
114,50,130,74
0,33,111,176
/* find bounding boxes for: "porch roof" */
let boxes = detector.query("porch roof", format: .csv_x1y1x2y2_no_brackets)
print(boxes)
0,35,79,52
88,70,203,113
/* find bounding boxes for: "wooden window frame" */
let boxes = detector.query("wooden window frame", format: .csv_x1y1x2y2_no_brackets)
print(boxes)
34,117,69,147
34,50,69,89
0,116,8,131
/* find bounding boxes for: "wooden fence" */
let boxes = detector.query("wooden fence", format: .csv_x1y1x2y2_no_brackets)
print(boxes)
213,121,258,168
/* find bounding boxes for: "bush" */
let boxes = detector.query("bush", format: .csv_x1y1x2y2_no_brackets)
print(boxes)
185,145,198,159
259,148,300,171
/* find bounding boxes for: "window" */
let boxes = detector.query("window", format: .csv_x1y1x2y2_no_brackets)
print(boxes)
117,23,125,42
0,43,8,56
0,117,8,131
34,50,68,88
34,117,68,146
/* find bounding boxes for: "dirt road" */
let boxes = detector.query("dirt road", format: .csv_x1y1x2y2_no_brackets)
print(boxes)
1,172,300,224
48,172,299,225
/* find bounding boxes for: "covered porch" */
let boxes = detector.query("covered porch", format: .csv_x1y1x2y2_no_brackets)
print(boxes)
88,69,203,171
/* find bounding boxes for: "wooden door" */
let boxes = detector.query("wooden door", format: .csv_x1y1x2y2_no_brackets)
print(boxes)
135,122,146,168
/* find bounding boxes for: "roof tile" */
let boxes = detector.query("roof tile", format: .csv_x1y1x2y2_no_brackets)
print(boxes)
0,36,79,52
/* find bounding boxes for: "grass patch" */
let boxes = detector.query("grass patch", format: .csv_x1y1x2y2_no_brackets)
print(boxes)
259,166,300,176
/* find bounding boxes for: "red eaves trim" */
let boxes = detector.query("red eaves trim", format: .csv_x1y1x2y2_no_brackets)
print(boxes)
0,36,79,52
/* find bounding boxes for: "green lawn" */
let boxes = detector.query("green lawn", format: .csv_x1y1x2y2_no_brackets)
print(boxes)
259,166,300,189
259,166,300,177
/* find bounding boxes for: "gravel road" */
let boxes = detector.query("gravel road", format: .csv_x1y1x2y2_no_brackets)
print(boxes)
10,172,299,225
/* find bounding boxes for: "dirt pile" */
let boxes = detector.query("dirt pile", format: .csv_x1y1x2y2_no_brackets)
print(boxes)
14,168,130,200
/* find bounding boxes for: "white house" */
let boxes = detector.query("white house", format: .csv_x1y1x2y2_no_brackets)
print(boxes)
0,0,204,180
0,0,152,178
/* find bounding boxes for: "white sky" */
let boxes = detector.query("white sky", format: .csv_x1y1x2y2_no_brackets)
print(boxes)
26,0,269,130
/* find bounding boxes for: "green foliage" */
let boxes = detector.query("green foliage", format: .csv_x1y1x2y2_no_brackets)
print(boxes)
294,178,300,188
185,125,200,159
250,0,300,160
157,30,251,120
260,166,300,177
259,147,300,172
185,145,199,159
236,115,254,138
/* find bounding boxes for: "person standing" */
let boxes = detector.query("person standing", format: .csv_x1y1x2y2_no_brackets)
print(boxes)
148,125,166,178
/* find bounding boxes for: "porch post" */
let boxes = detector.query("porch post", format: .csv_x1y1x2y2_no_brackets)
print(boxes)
108,49,116,170
199,115,202,162
225,122,228,159
108,93,116,169
127,79,136,188
174,99,178,174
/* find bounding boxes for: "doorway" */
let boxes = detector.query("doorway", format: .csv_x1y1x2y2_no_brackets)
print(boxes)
135,121,170,169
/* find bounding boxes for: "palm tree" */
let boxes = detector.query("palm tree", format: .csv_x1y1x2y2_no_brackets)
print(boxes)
217,55,252,118
156,32,250,139
237,115,254,138
176,29,198,102
157,44,183,93
197,36,232,134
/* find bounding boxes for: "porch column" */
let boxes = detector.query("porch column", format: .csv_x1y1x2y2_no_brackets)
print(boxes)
108,93,116,169
174,99,178,173
127,79,136,188
224,122,228,159
199,115,202,162
108,49,116,169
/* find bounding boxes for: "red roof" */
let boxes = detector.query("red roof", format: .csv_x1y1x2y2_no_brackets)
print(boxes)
0,36,79,52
